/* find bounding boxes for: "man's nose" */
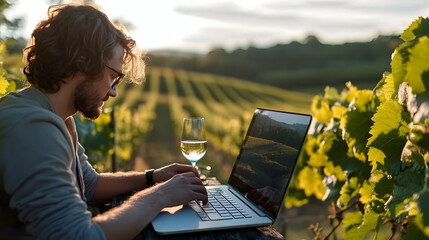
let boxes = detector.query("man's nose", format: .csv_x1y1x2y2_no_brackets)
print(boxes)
108,87,117,98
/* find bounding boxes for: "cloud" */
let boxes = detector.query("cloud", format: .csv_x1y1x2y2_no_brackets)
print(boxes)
175,2,302,30
174,1,379,47
264,0,350,10
172,0,429,52
181,26,287,49
174,1,382,35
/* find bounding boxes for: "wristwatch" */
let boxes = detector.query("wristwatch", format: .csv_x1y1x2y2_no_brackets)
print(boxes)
145,169,155,187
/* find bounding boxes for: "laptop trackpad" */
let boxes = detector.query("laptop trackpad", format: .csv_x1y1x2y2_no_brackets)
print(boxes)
152,204,202,234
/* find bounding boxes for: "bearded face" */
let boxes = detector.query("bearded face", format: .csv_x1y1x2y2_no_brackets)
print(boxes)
73,78,109,120
72,45,124,120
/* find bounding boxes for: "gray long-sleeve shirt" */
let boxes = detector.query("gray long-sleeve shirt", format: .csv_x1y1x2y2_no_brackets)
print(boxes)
0,87,105,239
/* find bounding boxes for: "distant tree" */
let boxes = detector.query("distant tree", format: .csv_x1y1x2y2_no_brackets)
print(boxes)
0,0,12,27
204,48,227,66
0,0,23,40
4,37,26,54
303,35,321,45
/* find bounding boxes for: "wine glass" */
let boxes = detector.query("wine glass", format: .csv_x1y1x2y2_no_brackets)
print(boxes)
181,117,207,168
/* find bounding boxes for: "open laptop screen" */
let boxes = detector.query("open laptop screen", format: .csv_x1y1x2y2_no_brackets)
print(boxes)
228,109,312,219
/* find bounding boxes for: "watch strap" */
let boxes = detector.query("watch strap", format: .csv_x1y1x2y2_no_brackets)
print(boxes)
146,169,155,187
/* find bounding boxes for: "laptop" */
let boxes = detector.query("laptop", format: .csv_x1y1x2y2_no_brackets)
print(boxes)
151,108,312,235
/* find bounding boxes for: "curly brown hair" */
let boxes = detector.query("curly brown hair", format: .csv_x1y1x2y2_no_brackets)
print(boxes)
24,4,145,93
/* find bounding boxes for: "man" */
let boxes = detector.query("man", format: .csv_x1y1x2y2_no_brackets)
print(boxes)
0,4,207,240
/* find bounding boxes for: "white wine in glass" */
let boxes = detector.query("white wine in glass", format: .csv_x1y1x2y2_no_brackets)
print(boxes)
181,117,207,167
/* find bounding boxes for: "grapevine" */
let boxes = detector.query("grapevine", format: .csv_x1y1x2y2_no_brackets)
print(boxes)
287,17,429,239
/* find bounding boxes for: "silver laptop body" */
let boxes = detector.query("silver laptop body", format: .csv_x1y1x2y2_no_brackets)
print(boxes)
152,108,312,234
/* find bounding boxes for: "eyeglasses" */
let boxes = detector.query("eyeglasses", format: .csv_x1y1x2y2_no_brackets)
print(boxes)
105,65,125,89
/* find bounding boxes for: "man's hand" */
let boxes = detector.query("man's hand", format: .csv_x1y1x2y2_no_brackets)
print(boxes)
154,172,208,206
153,163,199,183
94,165,207,240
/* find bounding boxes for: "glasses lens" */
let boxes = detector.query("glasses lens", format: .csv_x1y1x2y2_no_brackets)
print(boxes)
105,65,124,89
112,78,121,89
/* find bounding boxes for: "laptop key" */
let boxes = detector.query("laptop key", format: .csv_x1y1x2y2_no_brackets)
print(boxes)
189,201,211,220
190,188,255,221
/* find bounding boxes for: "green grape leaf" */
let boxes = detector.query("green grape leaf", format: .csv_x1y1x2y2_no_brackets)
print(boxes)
418,190,429,226
368,147,386,168
373,72,387,92
405,36,429,94
6,80,16,92
385,196,407,221
344,110,374,156
308,153,329,168
0,75,8,95
324,86,341,101
374,175,394,199
333,105,348,124
361,210,382,236
337,177,358,209
350,90,375,112
391,42,415,89
321,128,371,182
319,129,367,177
74,115,96,140
343,211,377,240
74,112,114,166
311,96,333,124
393,164,426,199
297,166,326,199
0,42,5,55
344,82,359,103
358,181,374,204
370,199,386,214
323,133,348,166
386,166,425,221
0,63,8,95
368,100,410,174
368,101,409,145
403,215,429,240
343,211,362,232
380,73,396,101
308,131,344,168
324,161,347,181
401,17,429,41
284,187,309,208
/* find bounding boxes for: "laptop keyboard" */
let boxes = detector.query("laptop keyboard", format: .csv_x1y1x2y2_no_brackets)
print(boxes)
188,188,252,221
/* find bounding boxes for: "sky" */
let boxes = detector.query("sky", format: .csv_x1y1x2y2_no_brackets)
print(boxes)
259,109,311,126
4,0,429,54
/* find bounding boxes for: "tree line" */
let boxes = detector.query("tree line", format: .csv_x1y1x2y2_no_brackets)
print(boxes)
147,35,402,89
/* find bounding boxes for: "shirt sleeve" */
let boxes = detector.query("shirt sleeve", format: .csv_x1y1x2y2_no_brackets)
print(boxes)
77,143,100,205
0,110,106,240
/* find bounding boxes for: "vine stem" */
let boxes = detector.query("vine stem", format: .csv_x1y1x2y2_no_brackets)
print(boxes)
323,218,342,240
323,199,360,240
388,222,396,240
